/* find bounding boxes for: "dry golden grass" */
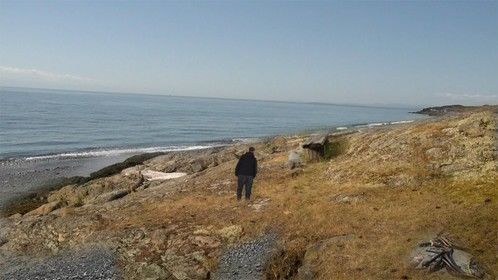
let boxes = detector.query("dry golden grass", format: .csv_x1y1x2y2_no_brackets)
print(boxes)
65,111,497,279
106,157,496,279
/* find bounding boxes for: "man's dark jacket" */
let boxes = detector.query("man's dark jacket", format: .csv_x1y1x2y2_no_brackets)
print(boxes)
235,152,257,177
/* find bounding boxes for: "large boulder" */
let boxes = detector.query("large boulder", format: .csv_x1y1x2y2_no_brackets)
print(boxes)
288,150,303,169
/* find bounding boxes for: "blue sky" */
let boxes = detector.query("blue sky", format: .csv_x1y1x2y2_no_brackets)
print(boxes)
1,1,497,106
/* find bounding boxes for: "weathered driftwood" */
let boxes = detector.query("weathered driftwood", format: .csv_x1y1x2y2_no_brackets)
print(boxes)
411,235,487,278
302,134,328,162
130,171,145,192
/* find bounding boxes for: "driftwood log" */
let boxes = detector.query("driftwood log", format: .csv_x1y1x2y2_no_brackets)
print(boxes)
130,171,145,192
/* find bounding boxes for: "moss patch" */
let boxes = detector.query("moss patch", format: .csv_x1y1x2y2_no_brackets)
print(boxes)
323,139,348,160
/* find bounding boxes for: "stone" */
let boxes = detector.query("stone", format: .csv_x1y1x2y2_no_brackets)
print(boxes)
57,233,66,243
25,201,61,216
334,194,365,204
90,189,129,204
191,160,206,173
139,263,171,280
150,229,169,248
250,198,271,212
386,174,420,188
217,225,243,242
55,207,75,218
9,213,22,220
192,235,220,248
47,184,85,207
425,147,444,160
288,150,302,169
208,158,219,168
441,127,458,136
190,251,207,265
170,269,189,280
193,228,211,235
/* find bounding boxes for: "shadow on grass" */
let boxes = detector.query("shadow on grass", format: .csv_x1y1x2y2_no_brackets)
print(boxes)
323,139,348,160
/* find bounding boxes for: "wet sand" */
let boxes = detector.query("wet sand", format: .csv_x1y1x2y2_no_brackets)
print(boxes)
0,154,135,210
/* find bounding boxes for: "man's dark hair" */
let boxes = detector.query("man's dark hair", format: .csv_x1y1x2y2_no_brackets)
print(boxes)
249,147,255,152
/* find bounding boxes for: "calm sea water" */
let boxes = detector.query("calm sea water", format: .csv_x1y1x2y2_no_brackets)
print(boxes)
0,88,424,160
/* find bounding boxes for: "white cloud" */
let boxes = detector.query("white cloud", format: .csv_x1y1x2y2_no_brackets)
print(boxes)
0,66,95,85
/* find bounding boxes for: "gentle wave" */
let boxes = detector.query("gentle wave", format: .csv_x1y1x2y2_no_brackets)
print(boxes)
230,137,261,143
23,145,221,161
353,119,415,128
0,137,261,162
390,120,415,125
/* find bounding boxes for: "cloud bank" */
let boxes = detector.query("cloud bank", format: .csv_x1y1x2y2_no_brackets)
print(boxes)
0,66,96,88
442,92,498,104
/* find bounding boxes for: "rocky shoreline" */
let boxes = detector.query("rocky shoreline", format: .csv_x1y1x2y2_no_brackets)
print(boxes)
0,107,496,279
413,104,498,116
0,152,166,216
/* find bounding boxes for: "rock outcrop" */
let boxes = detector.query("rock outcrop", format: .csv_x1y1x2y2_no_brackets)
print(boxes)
327,112,497,187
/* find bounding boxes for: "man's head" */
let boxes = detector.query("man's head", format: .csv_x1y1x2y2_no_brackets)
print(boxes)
249,147,255,153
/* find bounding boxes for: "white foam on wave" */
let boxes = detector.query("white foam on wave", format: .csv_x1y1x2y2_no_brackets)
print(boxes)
336,127,348,131
353,119,415,129
390,120,414,125
367,122,389,127
231,137,261,143
24,145,220,161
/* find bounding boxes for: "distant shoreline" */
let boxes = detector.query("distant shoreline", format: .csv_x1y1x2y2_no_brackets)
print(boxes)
412,104,498,116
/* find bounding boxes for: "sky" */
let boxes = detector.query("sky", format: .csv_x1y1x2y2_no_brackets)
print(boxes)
0,1,497,106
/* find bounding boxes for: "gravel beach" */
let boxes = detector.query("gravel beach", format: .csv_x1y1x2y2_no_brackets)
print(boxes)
0,155,133,211
213,233,277,280
1,247,120,280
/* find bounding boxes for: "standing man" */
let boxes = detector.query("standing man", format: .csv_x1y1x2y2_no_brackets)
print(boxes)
235,147,257,201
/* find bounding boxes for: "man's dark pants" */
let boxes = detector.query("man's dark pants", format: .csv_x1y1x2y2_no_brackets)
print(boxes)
237,175,254,200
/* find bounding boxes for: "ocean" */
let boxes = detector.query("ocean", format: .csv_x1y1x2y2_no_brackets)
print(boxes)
0,87,425,161
0,87,427,207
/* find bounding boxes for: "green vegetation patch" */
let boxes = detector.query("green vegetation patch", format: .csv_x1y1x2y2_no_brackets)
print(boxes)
323,138,348,160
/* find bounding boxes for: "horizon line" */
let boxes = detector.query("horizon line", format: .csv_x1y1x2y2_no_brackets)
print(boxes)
0,85,423,110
